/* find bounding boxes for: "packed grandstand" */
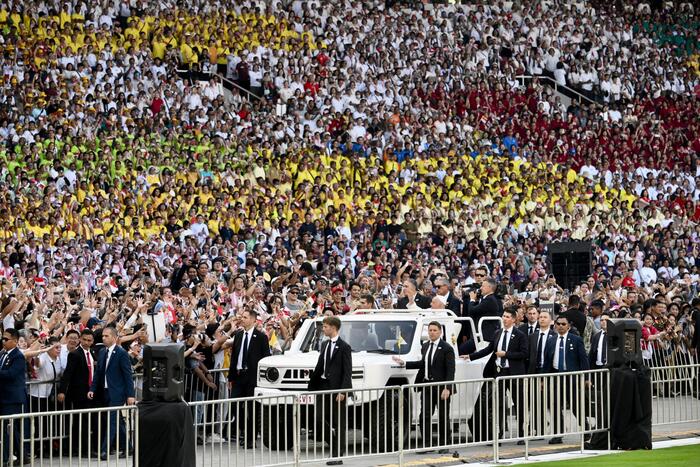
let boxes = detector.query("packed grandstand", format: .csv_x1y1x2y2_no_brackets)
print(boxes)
0,0,699,394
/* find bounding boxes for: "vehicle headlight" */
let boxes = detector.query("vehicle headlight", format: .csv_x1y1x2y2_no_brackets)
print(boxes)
266,367,280,383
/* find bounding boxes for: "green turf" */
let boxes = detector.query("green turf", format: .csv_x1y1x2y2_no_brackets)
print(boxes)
529,444,700,466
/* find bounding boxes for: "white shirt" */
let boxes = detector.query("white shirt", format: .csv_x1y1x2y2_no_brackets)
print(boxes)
80,346,94,387
322,337,339,379
536,328,551,369
236,328,254,370
553,332,569,371
596,331,607,366
30,352,64,398
425,339,440,378
104,344,117,389
496,327,513,368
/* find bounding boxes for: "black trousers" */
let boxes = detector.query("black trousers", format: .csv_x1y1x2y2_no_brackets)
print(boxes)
496,369,525,438
419,384,452,448
67,400,98,455
1,403,25,463
468,383,493,442
229,371,257,446
551,374,583,435
315,380,347,458
529,369,551,436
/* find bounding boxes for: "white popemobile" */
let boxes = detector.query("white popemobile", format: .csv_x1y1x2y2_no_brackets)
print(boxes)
254,309,501,451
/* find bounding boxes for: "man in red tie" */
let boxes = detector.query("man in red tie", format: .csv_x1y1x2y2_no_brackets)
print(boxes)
58,329,97,456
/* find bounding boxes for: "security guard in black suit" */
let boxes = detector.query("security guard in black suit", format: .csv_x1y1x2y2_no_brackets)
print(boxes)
228,309,271,448
466,308,528,442
587,312,611,440
527,310,557,437
308,316,352,466
394,321,455,453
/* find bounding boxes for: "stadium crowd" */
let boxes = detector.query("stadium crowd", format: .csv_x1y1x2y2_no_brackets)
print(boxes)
0,0,700,461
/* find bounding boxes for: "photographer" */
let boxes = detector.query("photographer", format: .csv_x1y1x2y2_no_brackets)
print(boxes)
459,277,503,355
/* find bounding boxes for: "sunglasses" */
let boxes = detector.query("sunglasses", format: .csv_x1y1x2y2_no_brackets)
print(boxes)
475,274,486,277
555,322,568,326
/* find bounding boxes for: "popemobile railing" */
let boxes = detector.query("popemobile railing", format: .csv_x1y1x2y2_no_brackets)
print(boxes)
14,362,700,466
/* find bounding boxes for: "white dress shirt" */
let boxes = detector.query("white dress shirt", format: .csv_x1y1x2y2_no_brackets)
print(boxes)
596,331,607,366
536,328,551,369
104,344,117,389
553,332,569,371
322,337,339,379
424,339,440,378
236,328,254,370
496,327,514,368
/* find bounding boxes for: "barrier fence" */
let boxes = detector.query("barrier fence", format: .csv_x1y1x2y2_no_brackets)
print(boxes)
7,364,700,466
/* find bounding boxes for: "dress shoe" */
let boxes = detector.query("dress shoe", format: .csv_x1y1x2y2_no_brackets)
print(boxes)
548,437,563,445
326,461,343,466
100,453,108,461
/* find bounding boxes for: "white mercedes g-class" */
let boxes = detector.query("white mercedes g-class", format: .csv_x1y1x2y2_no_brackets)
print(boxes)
255,309,500,451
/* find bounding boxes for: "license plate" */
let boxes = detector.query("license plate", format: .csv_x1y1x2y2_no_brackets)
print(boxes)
298,394,315,405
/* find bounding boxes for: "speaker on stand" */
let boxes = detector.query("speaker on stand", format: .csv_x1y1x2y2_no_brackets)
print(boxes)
138,344,196,467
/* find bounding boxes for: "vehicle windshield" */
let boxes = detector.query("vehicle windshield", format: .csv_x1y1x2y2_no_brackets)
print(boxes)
299,320,417,355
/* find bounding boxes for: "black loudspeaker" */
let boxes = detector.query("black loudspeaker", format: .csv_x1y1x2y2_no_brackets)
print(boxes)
548,241,592,292
606,319,643,368
143,343,185,402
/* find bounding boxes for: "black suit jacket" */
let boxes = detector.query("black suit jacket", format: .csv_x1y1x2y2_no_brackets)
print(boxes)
59,346,95,404
463,293,503,341
406,340,456,390
227,328,271,382
518,322,538,337
444,293,462,315
528,329,557,373
589,330,608,368
396,293,432,310
469,327,528,378
308,337,352,391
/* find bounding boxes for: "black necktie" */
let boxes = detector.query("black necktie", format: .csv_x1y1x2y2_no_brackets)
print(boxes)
601,332,607,365
529,325,534,336
500,331,509,352
536,332,545,368
427,343,435,380
242,332,249,370
51,360,57,382
324,341,333,379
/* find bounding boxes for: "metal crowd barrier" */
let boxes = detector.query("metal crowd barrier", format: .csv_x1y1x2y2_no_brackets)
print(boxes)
648,362,700,427
13,363,700,466
0,405,138,466
494,369,610,460
189,393,297,467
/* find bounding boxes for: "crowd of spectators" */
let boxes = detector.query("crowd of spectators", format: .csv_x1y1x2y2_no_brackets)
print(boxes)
0,1,699,445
